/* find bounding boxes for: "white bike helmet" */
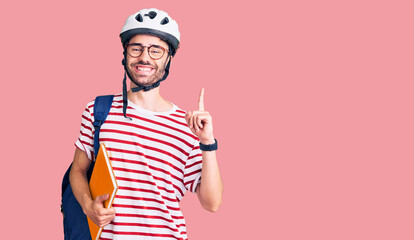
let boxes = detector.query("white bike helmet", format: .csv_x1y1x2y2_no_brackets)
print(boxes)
119,8,181,119
120,8,180,55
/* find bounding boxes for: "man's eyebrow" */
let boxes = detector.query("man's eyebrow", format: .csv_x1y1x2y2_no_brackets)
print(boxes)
129,43,165,48
149,44,166,49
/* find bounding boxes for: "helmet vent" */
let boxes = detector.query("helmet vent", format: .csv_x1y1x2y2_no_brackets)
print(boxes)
160,17,169,25
146,11,157,19
135,14,143,22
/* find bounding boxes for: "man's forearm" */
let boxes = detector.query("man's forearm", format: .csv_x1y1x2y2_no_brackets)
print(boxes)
69,167,93,212
69,148,116,227
197,150,223,212
69,148,94,212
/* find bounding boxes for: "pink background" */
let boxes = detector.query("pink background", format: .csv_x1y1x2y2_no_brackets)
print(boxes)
1,0,413,239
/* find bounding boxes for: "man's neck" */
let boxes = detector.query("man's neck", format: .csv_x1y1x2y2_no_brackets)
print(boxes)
127,87,172,112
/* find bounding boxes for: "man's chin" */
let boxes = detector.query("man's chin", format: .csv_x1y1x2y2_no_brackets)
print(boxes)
133,76,158,87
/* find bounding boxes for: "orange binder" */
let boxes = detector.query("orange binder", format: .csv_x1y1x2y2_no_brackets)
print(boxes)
87,143,118,240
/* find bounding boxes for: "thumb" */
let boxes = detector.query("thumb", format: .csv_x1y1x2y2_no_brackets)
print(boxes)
184,112,190,123
95,194,110,204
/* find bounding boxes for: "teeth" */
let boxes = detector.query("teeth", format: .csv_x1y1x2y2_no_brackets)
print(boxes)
137,67,152,72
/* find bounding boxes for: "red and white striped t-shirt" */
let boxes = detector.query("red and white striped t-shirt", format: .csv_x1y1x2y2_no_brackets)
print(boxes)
75,94,202,240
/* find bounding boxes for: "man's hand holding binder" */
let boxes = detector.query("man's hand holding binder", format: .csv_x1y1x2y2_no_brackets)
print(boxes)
84,193,116,228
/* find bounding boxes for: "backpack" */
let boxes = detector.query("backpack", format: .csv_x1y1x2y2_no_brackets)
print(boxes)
61,95,114,240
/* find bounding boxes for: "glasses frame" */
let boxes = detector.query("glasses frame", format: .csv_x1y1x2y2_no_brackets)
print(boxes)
125,43,168,60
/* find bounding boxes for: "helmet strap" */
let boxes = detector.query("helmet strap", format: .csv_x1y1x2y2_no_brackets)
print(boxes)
122,71,131,119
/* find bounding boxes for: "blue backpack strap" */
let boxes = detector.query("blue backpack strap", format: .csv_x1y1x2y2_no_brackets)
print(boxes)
92,95,114,158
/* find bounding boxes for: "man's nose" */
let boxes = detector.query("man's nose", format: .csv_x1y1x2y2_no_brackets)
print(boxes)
139,47,152,61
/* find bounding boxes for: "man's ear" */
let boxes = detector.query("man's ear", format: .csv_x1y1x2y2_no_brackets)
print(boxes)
165,55,172,67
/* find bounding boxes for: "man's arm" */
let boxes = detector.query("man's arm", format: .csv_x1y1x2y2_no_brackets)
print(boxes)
196,146,223,212
185,88,223,212
69,148,116,227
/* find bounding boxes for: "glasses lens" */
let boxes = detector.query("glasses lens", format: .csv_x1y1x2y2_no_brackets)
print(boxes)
148,46,165,60
127,45,143,57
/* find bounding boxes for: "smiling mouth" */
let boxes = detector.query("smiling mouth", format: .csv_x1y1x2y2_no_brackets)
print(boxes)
137,66,153,72
134,65,154,74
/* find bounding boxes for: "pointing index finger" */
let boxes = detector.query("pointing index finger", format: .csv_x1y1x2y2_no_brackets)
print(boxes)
198,88,205,111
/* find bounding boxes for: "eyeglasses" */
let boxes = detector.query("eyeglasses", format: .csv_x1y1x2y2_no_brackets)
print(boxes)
125,43,168,60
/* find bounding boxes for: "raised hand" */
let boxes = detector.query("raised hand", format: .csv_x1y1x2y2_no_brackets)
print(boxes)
185,88,215,144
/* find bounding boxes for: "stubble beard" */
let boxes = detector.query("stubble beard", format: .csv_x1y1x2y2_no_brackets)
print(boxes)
128,61,165,87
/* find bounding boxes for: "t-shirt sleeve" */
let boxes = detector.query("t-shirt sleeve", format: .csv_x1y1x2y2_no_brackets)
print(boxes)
74,101,95,161
183,141,203,193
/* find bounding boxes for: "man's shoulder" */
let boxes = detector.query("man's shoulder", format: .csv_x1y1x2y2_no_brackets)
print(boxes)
168,104,187,117
82,93,120,111
88,93,122,106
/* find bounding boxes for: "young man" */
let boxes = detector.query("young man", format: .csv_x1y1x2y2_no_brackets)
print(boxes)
69,8,223,240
